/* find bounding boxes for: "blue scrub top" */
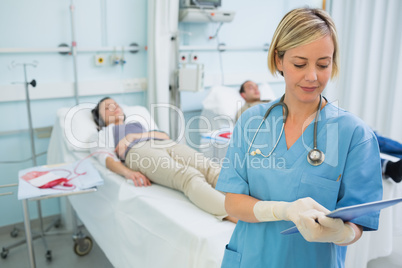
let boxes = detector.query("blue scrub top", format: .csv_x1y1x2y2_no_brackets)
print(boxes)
216,98,383,268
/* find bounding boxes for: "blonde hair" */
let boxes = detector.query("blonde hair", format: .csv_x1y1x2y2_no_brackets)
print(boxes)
268,7,339,78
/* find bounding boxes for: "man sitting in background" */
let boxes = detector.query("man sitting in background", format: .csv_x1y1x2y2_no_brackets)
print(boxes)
235,80,271,122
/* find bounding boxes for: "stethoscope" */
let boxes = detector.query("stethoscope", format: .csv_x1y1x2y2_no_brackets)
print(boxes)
247,94,325,166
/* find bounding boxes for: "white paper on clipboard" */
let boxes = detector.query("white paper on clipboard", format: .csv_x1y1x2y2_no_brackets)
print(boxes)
280,197,402,235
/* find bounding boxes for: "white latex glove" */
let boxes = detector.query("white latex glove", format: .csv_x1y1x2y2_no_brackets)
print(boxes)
253,197,329,223
253,197,355,244
253,201,281,222
297,210,355,244
274,197,330,223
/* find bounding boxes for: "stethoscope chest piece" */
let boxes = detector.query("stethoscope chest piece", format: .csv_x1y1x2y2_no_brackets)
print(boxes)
307,149,325,166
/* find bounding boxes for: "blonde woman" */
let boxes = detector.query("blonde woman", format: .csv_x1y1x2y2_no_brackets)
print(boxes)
216,7,382,267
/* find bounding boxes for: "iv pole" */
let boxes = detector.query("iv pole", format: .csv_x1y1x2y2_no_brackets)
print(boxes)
70,0,79,105
22,63,38,167
8,61,38,267
7,61,53,267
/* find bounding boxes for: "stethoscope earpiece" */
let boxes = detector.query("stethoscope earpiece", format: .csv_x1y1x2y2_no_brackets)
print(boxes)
250,149,261,156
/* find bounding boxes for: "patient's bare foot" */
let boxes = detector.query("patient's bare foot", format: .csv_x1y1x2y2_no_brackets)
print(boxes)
224,216,238,224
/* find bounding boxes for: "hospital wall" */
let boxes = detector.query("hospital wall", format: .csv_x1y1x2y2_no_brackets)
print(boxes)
0,0,148,228
179,0,322,111
178,0,322,147
0,0,322,228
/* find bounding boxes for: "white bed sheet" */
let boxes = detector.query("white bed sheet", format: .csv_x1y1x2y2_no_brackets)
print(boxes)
47,108,235,268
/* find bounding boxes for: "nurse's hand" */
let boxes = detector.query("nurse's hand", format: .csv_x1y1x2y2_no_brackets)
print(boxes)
273,197,330,223
297,210,356,244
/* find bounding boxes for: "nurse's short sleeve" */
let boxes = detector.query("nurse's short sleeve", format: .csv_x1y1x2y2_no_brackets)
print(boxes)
216,119,250,195
337,134,383,231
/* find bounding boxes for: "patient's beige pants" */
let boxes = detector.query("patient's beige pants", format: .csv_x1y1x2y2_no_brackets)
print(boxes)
125,139,227,220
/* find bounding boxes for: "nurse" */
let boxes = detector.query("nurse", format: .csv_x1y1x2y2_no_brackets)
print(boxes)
216,7,383,268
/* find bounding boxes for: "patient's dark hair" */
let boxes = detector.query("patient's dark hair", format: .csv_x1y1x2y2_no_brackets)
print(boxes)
92,97,127,130
91,97,111,130
239,80,251,94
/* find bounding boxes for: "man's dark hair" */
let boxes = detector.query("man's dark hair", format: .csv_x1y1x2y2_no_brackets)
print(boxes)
239,80,251,94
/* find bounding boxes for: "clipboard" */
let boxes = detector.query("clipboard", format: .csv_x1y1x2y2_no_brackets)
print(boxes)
280,197,402,235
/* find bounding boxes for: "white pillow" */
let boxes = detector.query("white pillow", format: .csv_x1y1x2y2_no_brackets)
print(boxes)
59,103,158,152
202,83,276,122
202,86,244,121
259,83,276,101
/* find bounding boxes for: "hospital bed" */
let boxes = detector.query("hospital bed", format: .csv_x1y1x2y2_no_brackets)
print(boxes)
47,103,235,268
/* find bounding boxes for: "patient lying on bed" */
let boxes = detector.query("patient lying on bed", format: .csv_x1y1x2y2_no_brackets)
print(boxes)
90,97,237,223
